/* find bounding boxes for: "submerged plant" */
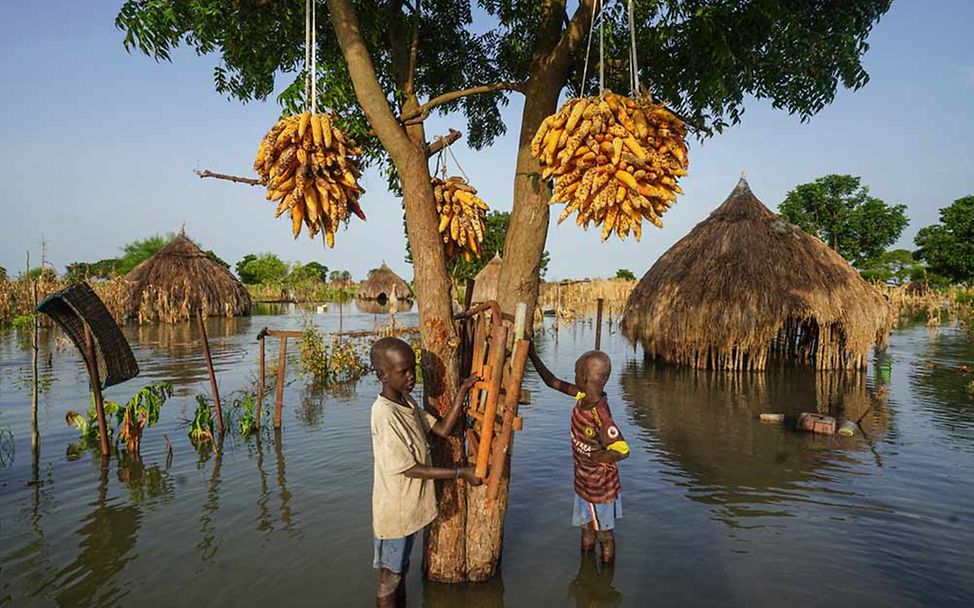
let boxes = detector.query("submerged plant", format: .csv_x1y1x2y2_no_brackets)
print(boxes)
300,325,370,387
234,393,259,437
115,382,173,455
189,395,215,446
66,397,120,445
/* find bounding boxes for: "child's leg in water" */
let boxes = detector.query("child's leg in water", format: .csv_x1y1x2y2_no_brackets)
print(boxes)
581,522,596,551
597,530,615,564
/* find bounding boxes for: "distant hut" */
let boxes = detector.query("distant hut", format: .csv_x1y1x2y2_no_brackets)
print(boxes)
122,235,251,323
357,262,412,303
471,253,503,303
621,178,890,370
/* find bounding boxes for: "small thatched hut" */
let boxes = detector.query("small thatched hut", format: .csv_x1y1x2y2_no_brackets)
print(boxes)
471,253,503,303
357,262,412,302
122,235,251,322
621,178,890,370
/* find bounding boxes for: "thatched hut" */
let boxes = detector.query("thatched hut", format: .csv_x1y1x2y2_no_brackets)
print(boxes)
471,253,503,303
122,235,251,322
621,178,890,370
357,262,412,302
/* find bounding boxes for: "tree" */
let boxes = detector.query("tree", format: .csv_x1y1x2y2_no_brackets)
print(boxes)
329,269,352,283
117,234,170,275
615,268,635,281
117,0,892,582
235,254,259,284
303,261,329,281
287,261,329,283
858,249,923,285
409,211,549,285
239,253,289,285
914,195,974,285
778,175,908,267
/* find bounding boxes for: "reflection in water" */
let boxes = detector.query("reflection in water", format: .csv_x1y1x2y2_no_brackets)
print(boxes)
353,298,413,315
124,318,251,391
274,430,297,536
910,326,974,447
51,465,140,608
568,553,622,608
620,361,890,524
198,436,223,561
254,434,273,532
422,574,505,607
116,453,173,505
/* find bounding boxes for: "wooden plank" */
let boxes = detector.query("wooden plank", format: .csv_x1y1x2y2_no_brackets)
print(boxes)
264,329,304,339
274,336,287,429
256,335,265,427
474,325,508,479
487,337,530,508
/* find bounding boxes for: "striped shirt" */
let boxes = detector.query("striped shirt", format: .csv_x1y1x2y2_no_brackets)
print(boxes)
570,397,626,503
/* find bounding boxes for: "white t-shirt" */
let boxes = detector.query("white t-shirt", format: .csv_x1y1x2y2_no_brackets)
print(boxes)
370,394,439,539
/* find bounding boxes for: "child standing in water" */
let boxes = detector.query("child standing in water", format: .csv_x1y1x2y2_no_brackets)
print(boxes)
369,337,481,606
528,344,630,563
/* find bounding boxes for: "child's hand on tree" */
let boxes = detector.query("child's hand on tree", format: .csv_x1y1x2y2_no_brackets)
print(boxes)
460,375,479,392
459,467,483,486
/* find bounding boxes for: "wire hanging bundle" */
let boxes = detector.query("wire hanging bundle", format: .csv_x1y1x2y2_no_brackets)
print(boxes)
252,0,367,246
529,0,689,242
431,147,490,261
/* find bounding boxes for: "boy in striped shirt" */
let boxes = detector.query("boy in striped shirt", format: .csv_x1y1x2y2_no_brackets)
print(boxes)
529,345,630,563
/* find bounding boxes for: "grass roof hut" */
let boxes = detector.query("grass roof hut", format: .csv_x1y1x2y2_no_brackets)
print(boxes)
620,178,891,370
357,262,413,303
122,235,251,323
471,253,503,303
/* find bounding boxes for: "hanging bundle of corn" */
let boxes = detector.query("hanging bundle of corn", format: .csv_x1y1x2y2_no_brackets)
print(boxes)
253,112,366,247
530,90,688,241
432,177,489,261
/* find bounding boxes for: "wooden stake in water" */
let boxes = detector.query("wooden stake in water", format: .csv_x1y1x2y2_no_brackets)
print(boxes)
275,336,287,429
197,309,224,435
28,252,39,455
595,297,604,350
256,331,266,427
84,326,110,459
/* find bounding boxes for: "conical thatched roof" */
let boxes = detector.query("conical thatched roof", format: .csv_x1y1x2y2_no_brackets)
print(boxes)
122,235,251,322
471,253,503,303
357,262,413,301
621,178,891,370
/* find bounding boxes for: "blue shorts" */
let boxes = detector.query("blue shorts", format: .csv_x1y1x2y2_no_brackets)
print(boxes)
572,494,622,531
373,533,416,574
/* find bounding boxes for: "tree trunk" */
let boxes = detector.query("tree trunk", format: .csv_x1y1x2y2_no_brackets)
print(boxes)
470,0,596,580
327,0,465,582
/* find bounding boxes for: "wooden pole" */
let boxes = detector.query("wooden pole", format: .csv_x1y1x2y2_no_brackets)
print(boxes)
197,309,224,435
30,269,39,455
338,287,344,335
474,325,508,479
256,332,266,427
275,336,287,429
84,327,110,459
595,297,604,350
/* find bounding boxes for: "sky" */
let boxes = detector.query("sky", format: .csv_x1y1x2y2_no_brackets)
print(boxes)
0,0,971,282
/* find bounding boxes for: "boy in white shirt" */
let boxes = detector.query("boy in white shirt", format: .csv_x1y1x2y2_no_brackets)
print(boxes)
369,337,481,606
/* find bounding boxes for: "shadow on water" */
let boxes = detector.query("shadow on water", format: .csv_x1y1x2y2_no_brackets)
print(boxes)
568,553,622,608
422,573,505,608
619,360,890,525
49,464,140,608
909,326,974,448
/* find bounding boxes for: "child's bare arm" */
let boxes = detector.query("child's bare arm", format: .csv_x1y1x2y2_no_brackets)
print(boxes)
528,342,579,397
430,375,478,438
403,465,483,485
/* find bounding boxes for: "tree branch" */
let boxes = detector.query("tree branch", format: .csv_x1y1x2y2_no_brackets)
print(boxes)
327,0,414,165
426,129,462,157
401,82,524,124
196,169,262,186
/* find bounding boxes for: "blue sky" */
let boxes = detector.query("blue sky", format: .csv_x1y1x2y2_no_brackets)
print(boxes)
1,0,971,281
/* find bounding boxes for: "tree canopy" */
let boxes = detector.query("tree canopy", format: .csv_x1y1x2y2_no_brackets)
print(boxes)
236,252,289,284
778,174,908,267
914,195,974,285
858,249,924,285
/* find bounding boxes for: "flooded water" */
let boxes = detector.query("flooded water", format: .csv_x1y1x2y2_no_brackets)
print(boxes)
1,304,972,607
